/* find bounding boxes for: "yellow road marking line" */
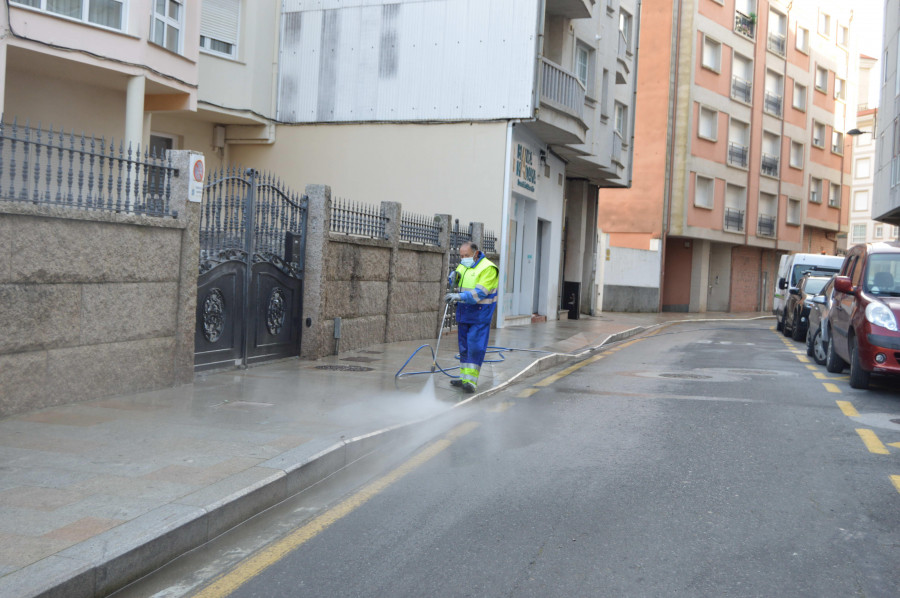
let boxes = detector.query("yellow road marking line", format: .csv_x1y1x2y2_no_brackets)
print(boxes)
890,442,900,449
892,476,900,494
487,401,514,413
517,388,540,398
534,354,604,387
856,429,890,455
815,373,849,380
806,365,818,371
823,383,841,393
796,355,810,363
193,421,480,598
836,401,859,417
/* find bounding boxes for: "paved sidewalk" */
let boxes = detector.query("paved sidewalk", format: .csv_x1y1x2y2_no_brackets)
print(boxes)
0,311,770,598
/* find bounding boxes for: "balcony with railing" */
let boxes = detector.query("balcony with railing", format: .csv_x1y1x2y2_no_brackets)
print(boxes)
757,214,776,237
728,142,749,168
760,153,779,177
767,32,786,55
725,208,745,232
735,11,756,39
536,57,588,145
732,77,752,103
764,91,782,116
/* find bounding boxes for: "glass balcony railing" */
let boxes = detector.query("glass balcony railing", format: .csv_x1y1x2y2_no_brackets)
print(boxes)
735,11,756,39
767,32,786,55
764,91,783,116
757,214,776,237
728,142,749,168
725,207,745,232
761,153,779,177
732,77,752,103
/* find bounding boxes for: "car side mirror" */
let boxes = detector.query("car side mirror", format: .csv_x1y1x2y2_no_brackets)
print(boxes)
834,276,854,294
789,288,800,296
778,278,787,290
811,296,826,305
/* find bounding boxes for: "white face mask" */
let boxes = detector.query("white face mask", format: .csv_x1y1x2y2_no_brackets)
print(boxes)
460,257,475,268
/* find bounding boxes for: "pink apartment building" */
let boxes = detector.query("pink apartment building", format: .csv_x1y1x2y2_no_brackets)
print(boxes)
0,1,203,155
598,0,855,313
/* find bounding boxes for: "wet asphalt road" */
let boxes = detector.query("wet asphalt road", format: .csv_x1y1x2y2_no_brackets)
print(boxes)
122,320,900,598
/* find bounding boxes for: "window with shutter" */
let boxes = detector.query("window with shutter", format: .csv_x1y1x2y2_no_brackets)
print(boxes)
201,0,240,58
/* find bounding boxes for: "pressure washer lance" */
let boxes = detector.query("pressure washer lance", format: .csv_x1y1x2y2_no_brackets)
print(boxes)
432,270,460,373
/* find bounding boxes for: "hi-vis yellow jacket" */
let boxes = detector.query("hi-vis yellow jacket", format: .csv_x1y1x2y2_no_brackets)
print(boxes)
453,253,499,324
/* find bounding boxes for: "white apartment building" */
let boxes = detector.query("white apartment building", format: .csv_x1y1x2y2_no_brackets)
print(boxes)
220,0,642,327
849,55,899,245
874,0,900,225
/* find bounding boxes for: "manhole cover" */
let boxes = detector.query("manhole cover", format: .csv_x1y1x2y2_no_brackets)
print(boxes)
341,356,379,363
315,365,374,372
658,373,713,380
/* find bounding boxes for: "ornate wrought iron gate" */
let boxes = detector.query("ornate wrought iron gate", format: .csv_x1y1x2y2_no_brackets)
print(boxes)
195,168,307,370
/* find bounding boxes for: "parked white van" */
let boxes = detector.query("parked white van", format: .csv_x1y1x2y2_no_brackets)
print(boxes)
774,253,844,330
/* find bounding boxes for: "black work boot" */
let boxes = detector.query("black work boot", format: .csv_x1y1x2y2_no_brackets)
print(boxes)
450,379,464,388
462,382,476,394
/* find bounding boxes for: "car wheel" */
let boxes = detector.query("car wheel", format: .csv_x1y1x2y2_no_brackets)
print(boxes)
791,310,805,341
782,311,793,337
812,329,827,366
848,338,871,390
776,314,784,331
826,335,846,373
806,326,815,356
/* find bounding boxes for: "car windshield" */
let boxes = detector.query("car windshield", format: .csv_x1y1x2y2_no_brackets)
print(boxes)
863,254,900,297
804,278,829,295
792,264,839,286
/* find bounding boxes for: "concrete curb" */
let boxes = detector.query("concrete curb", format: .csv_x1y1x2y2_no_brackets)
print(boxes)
8,315,773,598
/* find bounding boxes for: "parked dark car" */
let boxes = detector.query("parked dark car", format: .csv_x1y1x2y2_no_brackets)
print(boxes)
783,274,832,341
805,276,835,365
826,242,900,389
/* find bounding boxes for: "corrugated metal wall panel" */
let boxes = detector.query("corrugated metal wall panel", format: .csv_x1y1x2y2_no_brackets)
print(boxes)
279,0,539,123
354,6,381,121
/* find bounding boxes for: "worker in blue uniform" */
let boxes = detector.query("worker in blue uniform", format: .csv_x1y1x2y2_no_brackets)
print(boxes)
444,241,499,393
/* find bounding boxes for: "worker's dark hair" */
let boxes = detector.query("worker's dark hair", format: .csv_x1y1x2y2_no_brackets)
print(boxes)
461,241,480,253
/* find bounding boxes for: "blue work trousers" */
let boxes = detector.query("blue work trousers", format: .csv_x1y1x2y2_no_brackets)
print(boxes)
457,321,491,387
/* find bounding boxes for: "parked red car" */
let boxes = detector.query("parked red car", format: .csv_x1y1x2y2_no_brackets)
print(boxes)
826,242,900,389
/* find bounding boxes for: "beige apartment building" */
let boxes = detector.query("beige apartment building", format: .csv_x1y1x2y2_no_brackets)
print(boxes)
598,0,855,313
1,0,642,328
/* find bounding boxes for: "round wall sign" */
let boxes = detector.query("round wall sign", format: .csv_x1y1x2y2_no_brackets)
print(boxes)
193,158,205,183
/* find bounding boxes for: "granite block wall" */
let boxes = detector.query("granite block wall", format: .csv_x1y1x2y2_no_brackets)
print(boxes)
0,151,200,417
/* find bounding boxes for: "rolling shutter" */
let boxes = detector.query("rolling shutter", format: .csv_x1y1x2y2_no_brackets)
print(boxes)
201,0,240,47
